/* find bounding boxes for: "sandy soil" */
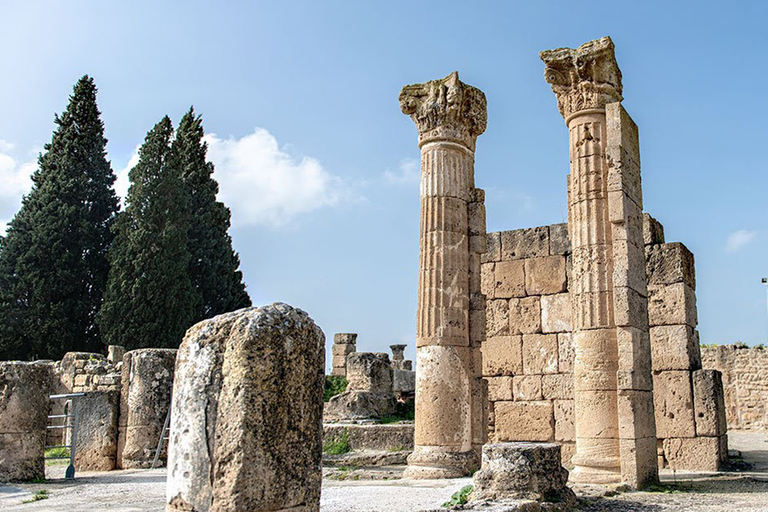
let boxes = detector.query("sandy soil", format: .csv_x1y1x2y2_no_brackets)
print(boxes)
0,430,766,511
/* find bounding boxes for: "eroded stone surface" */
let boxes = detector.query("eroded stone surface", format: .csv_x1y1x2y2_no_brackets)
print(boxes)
74,390,119,471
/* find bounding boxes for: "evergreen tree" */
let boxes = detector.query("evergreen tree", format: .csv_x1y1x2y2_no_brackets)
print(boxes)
0,76,119,360
100,117,196,350
174,107,250,322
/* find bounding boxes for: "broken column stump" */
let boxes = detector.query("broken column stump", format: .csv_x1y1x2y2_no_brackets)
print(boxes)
74,390,120,471
166,303,325,512
324,352,395,421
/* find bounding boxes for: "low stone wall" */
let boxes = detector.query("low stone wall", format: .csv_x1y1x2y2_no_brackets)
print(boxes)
702,345,768,430
323,423,414,451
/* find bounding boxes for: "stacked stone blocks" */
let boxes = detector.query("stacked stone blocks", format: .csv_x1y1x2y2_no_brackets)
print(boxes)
331,333,357,377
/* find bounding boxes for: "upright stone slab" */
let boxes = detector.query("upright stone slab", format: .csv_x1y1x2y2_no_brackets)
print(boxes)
166,303,325,512
541,37,658,487
0,362,50,482
117,348,176,469
400,71,488,478
324,352,396,420
74,390,119,471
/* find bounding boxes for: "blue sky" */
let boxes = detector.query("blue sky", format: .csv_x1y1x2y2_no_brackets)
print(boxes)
1,1,766,368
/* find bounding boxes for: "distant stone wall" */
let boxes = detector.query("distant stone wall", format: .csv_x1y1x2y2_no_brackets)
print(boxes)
702,345,768,430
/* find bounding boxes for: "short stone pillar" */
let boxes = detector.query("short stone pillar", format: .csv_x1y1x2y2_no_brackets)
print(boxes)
472,443,575,505
117,348,176,469
74,390,120,471
331,333,357,377
325,352,396,420
541,37,658,487
400,72,488,479
0,362,50,482
390,344,413,371
166,303,325,512
107,345,126,364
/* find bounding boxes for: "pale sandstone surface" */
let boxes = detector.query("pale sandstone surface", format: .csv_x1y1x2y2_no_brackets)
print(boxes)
0,362,50,482
325,352,396,421
166,303,325,512
74,390,120,471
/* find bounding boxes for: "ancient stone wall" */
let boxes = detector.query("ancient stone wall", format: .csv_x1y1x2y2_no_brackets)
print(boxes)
331,333,357,377
56,351,122,394
702,345,768,430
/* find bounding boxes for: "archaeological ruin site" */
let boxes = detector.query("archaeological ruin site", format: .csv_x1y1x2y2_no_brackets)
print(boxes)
1,36,767,512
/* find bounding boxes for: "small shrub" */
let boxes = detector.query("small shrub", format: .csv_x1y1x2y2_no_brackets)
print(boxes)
379,400,415,424
442,485,473,507
324,376,348,402
45,447,70,459
323,429,351,455
733,341,748,349
22,490,49,503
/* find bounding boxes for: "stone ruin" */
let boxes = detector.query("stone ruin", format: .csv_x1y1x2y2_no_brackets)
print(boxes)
331,332,357,377
325,352,396,421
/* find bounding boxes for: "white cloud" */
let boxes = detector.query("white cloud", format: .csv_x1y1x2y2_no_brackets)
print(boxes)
384,158,420,186
726,229,758,253
204,128,350,228
0,140,36,234
114,147,139,205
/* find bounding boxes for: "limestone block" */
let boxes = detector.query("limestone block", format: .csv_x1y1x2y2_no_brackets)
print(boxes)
331,343,356,359
616,326,652,376
541,293,572,333
549,223,571,255
560,443,576,467
117,348,176,469
334,333,358,345
606,102,641,175
542,374,574,400
558,333,574,373
487,299,510,338
482,336,523,377
642,213,665,246
613,286,649,330
645,242,696,289
107,345,126,363
662,436,722,471
323,424,414,451
525,256,567,296
619,436,659,489
74,390,119,471
513,375,542,401
573,390,619,439
0,362,50,482
692,369,727,437
508,296,541,335
469,307,486,343
487,376,514,402
494,260,526,298
494,401,554,442
166,303,325,512
481,263,495,298
647,283,697,328
346,353,391,393
616,389,656,440
652,370,696,439
331,367,346,377
392,369,416,394
522,334,558,375
612,238,647,295
554,400,575,442
500,227,549,261
472,442,575,503
326,353,396,420
650,325,701,372
74,374,90,388
482,232,501,263
325,391,395,421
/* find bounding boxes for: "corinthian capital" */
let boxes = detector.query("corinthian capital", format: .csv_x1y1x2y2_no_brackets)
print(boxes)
399,72,487,151
540,36,623,120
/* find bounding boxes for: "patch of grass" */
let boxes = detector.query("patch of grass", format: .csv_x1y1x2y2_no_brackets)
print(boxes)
322,429,351,455
324,376,348,402
22,490,49,503
733,342,749,349
387,445,407,452
45,447,70,459
379,401,415,424
442,485,473,508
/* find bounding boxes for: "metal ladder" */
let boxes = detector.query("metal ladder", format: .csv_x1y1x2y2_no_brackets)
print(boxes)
46,393,84,479
151,393,172,469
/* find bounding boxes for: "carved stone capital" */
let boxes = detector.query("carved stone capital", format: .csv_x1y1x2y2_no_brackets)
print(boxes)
540,37,623,121
400,72,487,151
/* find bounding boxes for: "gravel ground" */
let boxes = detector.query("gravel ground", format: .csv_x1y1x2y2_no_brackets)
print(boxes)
0,431,766,511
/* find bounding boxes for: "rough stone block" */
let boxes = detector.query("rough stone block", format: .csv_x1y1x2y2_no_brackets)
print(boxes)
0,362,50,482
662,436,722,471
549,223,571,255
692,369,727,437
487,376,514,402
652,370,696,439
646,242,696,289
542,374,573,400
558,333,574,373
331,343,356,358
613,286,649,330
482,232,501,263
487,299,510,338
513,375,543,401
642,213,665,246
525,256,567,296
619,436,659,489
334,333,358,345
392,369,415,394
346,353,391,393
482,336,523,377
541,293,572,333
647,283,697,328
612,238,647,295
522,334,558,375
74,390,119,471
494,260,526,298
322,424,414,452
650,325,701,371
560,443,576,467
494,401,554,442
554,400,574,442
472,442,575,504
327,353,396,421
107,345,126,363
480,263,495,298
166,303,325,512
508,296,541,335
617,389,656,440
500,227,549,261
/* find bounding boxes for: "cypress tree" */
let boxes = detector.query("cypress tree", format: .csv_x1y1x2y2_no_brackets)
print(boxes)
174,107,250,322
0,76,119,360
100,116,195,350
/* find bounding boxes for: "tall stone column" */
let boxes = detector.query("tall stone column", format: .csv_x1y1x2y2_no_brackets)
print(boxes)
540,37,658,487
400,72,487,479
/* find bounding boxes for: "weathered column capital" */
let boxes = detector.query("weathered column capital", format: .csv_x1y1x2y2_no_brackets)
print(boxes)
540,36,623,122
399,71,487,151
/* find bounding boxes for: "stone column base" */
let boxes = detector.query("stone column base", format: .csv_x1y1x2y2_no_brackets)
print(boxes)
404,448,479,479
570,464,622,484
